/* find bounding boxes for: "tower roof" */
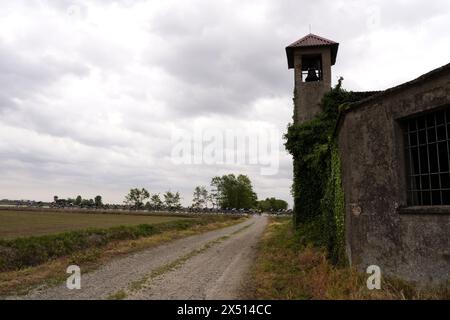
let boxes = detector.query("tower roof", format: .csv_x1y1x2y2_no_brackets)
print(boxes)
286,33,339,69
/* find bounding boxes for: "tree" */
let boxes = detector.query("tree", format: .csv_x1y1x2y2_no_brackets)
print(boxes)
209,177,221,208
210,174,257,209
173,192,182,209
164,191,182,210
257,198,288,212
150,194,163,210
75,195,82,206
124,188,150,209
53,195,58,203
207,193,217,209
94,195,103,207
192,186,208,209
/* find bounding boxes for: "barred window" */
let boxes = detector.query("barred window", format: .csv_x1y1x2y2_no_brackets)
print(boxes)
404,107,450,206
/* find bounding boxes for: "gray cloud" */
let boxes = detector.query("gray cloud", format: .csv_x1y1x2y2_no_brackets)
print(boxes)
0,0,449,206
0,40,89,113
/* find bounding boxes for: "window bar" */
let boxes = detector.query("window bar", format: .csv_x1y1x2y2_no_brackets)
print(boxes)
424,117,433,204
416,119,423,205
434,113,443,205
407,122,415,204
446,111,450,197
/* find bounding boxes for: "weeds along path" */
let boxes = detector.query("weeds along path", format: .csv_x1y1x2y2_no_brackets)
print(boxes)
14,216,267,300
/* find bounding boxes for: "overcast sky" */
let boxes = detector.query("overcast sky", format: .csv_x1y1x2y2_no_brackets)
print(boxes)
1,0,450,206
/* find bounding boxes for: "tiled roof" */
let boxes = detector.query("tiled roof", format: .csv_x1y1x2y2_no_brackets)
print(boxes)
287,33,337,48
286,33,339,69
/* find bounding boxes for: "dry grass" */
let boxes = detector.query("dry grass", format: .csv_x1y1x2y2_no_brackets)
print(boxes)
0,217,246,297
245,217,449,300
0,210,191,239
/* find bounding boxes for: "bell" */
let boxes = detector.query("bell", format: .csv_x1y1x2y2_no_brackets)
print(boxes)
305,68,319,82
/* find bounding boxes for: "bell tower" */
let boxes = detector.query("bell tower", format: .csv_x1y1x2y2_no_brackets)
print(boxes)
286,33,339,124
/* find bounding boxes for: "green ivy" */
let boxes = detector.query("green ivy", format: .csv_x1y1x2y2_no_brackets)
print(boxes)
284,78,363,264
321,143,346,265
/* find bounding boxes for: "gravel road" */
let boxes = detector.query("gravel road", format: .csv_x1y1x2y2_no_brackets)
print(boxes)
14,215,267,300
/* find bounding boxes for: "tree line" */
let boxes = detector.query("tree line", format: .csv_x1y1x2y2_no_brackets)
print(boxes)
124,188,182,210
53,195,103,208
50,174,288,212
124,174,288,212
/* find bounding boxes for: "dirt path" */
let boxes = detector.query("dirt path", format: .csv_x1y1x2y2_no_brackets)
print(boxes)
14,216,267,300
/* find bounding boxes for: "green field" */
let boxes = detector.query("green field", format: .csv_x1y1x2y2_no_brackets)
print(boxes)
0,210,190,239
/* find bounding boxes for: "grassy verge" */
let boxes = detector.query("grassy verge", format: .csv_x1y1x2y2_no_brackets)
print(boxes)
245,217,449,300
0,216,246,297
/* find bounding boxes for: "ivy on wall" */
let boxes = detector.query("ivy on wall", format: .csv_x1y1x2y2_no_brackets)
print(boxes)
284,78,368,264
321,143,346,265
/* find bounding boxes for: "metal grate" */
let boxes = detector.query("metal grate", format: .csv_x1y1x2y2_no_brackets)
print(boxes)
404,106,450,206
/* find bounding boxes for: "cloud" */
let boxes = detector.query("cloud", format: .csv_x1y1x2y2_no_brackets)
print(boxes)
0,0,449,206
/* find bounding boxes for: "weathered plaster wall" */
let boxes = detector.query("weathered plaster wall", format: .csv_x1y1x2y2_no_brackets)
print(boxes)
338,68,450,285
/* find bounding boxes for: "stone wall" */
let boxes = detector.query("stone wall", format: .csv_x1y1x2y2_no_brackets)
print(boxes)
337,66,450,285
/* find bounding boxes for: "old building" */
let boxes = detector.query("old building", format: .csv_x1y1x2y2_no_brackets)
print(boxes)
287,33,450,285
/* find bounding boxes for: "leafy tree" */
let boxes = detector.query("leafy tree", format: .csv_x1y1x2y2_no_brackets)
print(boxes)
192,186,208,209
257,198,288,212
94,195,103,207
150,194,163,210
164,191,182,210
207,194,217,209
173,192,182,209
209,177,221,208
124,188,150,209
75,195,82,206
210,174,257,209
53,195,58,203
